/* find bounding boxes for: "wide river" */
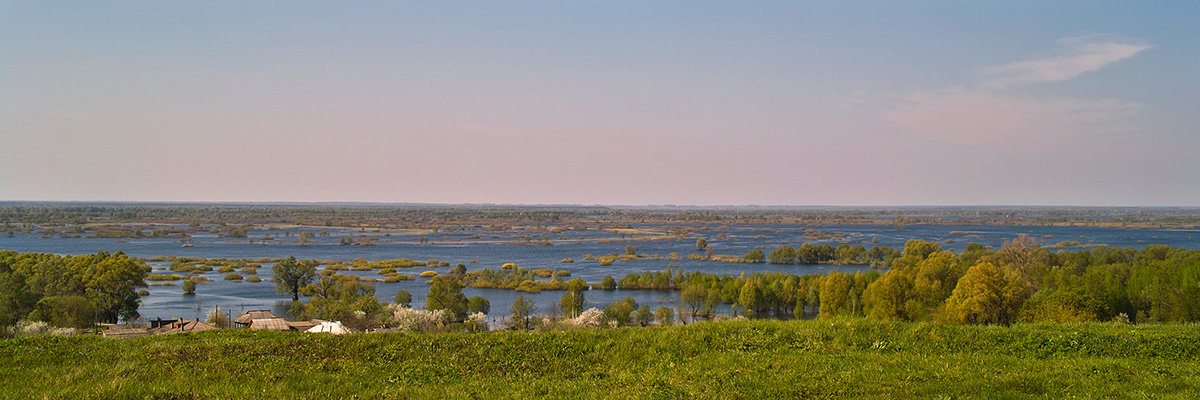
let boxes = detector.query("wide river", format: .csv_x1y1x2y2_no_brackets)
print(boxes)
3,223,1197,324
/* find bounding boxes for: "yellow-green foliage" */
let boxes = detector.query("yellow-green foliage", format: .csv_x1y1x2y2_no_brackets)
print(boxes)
419,271,437,278
223,273,243,281
560,258,574,263
245,276,262,283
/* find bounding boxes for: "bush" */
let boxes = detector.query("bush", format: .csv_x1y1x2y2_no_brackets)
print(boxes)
387,305,447,332
561,258,574,263
560,308,605,328
17,320,76,337
224,273,243,281
28,295,96,329
465,312,488,332
419,271,437,278
245,276,262,283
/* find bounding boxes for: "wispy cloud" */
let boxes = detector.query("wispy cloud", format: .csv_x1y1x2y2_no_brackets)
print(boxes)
982,35,1150,89
884,35,1149,148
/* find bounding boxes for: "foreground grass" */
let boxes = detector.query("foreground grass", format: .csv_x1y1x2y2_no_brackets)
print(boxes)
2,319,1199,399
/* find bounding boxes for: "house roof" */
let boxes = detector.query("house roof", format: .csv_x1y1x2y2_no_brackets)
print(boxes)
234,310,279,325
286,320,320,332
102,327,149,338
249,318,290,331
151,320,217,334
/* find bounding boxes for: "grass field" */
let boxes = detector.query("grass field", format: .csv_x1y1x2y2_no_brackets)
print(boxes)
2,319,1199,399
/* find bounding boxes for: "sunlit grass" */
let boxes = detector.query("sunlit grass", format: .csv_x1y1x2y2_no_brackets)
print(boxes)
3,318,1198,399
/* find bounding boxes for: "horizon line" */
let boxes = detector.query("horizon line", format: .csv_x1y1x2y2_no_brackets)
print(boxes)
1,200,1198,209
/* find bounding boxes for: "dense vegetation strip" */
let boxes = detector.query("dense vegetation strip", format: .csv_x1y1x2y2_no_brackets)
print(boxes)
2,319,1198,399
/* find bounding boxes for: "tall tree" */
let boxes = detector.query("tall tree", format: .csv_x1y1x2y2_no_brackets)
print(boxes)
942,261,1027,325
426,275,469,321
273,257,318,301
509,295,534,330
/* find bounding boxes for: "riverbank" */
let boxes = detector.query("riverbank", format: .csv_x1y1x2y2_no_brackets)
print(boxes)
3,318,1198,399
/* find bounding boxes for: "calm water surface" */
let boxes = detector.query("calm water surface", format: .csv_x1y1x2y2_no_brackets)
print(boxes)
3,223,1196,322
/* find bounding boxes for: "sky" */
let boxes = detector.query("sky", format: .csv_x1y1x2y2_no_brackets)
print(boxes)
2,1,1197,206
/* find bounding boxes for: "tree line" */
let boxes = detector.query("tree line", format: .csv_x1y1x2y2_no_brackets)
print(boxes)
0,251,149,333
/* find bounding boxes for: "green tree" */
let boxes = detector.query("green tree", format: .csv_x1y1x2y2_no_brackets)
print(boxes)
273,257,318,301
738,280,762,317
467,296,491,315
743,250,766,263
182,279,197,295
28,295,96,329
654,306,674,326
300,274,384,330
560,291,584,318
393,289,412,307
599,275,617,290
696,238,708,251
768,246,797,264
862,270,913,321
425,275,469,321
682,284,707,322
635,305,652,326
509,295,534,330
603,297,637,326
819,271,853,317
942,261,1027,325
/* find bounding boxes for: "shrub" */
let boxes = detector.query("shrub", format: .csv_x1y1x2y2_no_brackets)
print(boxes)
561,258,575,263
419,271,437,278
28,295,96,329
17,320,76,337
465,312,488,332
387,305,447,332
245,276,262,283
561,308,605,328
224,273,243,281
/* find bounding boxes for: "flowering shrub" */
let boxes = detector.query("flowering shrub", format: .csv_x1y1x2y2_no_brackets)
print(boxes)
387,304,447,332
559,308,605,329
465,312,488,332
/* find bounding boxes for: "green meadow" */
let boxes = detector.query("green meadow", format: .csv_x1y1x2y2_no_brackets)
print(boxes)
3,318,1198,399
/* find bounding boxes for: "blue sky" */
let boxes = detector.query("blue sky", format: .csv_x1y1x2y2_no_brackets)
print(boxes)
2,1,1197,205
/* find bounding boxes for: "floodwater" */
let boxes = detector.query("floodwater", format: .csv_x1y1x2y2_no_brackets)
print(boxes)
2,223,1196,323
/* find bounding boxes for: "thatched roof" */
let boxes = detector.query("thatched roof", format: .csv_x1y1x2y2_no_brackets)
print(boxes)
249,318,290,331
234,310,279,325
102,327,149,338
286,320,320,332
151,319,217,334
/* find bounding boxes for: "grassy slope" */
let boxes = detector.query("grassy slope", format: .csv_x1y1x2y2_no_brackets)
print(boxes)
2,319,1199,399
